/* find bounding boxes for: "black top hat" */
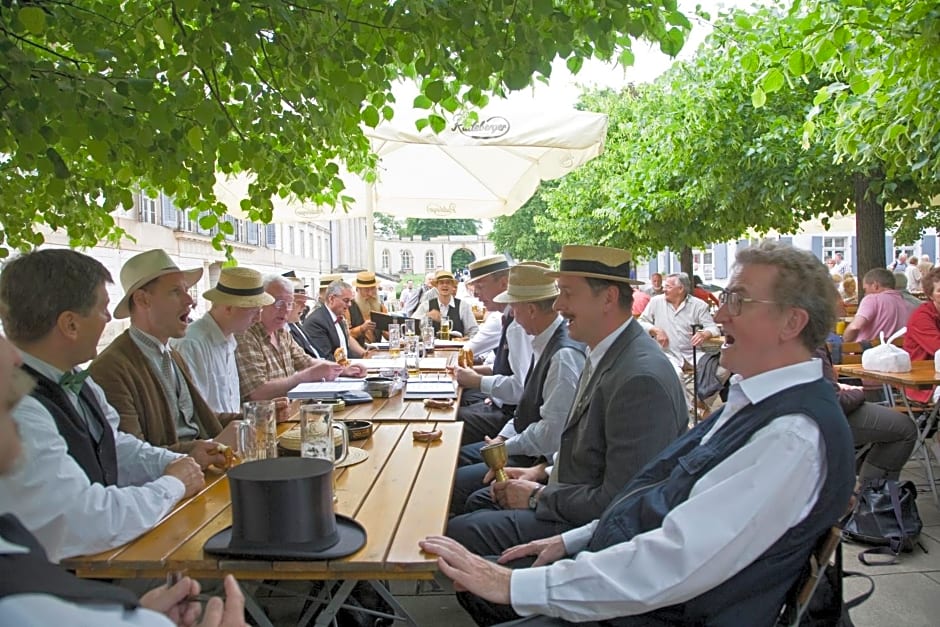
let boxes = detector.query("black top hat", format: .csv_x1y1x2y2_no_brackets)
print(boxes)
204,458,366,560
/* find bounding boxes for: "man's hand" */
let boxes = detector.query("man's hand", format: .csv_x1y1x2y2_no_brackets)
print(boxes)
651,327,669,348
426,310,442,322
195,574,247,627
188,440,227,471
163,457,205,498
342,363,368,378
483,435,506,445
139,575,202,626
498,535,568,567
483,463,548,485
691,329,713,347
419,535,511,605
301,361,344,382
453,365,483,389
492,479,542,510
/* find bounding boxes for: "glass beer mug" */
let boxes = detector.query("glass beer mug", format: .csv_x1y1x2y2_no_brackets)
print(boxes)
242,400,278,460
299,403,349,464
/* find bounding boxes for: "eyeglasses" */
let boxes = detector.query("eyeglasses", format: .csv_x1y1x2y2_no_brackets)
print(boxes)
272,299,294,310
718,291,780,317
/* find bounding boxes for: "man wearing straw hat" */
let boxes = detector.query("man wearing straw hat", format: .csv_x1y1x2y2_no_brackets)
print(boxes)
347,270,387,345
173,266,274,413
464,255,515,358
312,273,342,312
452,264,585,515
414,269,480,338
0,249,205,562
446,245,687,557
89,250,234,469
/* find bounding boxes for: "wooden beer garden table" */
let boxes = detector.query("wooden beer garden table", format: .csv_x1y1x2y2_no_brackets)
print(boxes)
61,394,464,626
836,361,940,504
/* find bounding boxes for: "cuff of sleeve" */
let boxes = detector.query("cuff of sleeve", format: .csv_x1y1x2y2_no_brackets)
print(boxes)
480,377,494,395
510,566,550,617
156,475,187,501
561,523,595,554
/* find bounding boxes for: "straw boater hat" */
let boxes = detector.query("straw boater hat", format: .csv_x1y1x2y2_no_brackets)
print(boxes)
114,249,203,319
432,270,457,284
353,270,378,288
203,267,275,308
466,254,510,284
318,273,342,292
493,264,560,304
545,245,641,285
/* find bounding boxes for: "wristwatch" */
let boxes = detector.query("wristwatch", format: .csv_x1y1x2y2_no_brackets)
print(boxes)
528,485,545,510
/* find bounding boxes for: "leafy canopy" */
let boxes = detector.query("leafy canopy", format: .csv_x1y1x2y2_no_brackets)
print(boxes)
0,0,691,256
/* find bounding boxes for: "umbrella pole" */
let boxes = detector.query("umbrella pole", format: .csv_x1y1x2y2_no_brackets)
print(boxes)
366,181,376,271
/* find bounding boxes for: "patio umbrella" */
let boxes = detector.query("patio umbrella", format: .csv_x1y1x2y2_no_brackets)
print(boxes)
216,107,609,267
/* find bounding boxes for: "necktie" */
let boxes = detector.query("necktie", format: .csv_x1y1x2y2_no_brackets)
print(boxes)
59,370,90,395
572,358,594,408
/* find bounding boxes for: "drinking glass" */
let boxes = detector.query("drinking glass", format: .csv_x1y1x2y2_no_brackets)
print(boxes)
388,324,402,358
403,318,416,336
299,403,349,464
404,348,421,377
234,420,257,462
421,321,435,352
242,401,277,459
439,316,452,340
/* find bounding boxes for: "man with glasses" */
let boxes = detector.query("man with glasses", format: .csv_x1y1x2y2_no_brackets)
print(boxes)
423,241,855,626
305,280,375,361
235,276,362,402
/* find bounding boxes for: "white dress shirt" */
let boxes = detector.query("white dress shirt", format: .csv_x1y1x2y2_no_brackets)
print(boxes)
479,319,533,407
464,310,504,358
0,353,185,563
638,295,720,369
413,298,480,338
172,313,240,413
498,316,585,459
510,359,825,621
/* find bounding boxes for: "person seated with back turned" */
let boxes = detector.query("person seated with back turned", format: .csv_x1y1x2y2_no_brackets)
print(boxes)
236,275,364,402
303,280,375,360
0,331,246,626
445,245,687,558
89,250,234,468
842,268,914,343
414,270,480,339
451,264,585,516
422,240,855,627
0,249,205,562
173,266,273,413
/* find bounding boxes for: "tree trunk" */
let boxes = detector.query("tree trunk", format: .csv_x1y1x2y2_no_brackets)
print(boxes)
854,172,887,298
680,246,693,278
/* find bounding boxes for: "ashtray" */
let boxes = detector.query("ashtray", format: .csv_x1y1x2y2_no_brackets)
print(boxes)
341,419,374,441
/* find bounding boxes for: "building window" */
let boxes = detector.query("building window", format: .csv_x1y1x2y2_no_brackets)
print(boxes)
692,248,714,282
381,249,390,271
266,224,277,248
309,233,315,259
288,226,295,255
822,236,847,262
138,193,157,224
424,250,436,271
401,250,413,272
246,222,260,245
160,195,178,228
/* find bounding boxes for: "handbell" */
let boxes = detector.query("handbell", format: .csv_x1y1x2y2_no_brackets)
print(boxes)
480,440,509,483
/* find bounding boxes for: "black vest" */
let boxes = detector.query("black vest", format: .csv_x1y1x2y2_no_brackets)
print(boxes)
21,364,119,487
514,322,585,433
0,514,139,609
492,311,514,377
428,298,466,335
587,378,854,626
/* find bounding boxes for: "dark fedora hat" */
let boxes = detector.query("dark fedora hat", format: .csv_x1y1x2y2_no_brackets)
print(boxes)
204,458,366,560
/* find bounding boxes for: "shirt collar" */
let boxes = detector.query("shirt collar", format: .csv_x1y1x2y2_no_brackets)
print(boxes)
531,315,564,358
19,351,68,382
202,311,234,345
0,536,29,555
731,358,823,406
129,326,172,357
587,317,633,368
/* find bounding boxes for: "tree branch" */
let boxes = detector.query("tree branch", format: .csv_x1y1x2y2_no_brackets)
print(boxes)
0,26,86,68
198,64,246,140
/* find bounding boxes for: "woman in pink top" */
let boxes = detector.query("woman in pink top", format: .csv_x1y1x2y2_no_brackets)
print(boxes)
903,267,940,403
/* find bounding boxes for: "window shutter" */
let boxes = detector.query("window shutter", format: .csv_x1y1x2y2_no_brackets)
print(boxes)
266,224,277,247
811,236,822,260
714,243,728,279
161,195,178,227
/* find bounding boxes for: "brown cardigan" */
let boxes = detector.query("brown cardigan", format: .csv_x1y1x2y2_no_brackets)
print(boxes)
89,330,237,453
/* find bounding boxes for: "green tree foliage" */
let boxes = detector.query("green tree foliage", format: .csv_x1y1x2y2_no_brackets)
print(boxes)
373,212,403,238
540,2,938,279
490,181,564,263
400,218,480,240
0,0,691,256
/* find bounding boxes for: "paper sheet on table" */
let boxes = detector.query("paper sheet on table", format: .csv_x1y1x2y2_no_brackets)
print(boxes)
287,381,366,399
403,380,458,399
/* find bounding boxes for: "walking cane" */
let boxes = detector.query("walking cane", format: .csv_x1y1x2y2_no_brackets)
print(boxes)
691,323,703,423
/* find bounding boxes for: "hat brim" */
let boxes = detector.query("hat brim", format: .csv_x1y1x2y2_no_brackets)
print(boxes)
492,288,560,304
114,267,203,319
466,268,507,285
354,281,378,288
203,513,366,560
202,289,275,308
543,270,642,285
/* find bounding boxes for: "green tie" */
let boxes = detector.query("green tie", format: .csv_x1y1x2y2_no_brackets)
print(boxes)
59,370,90,395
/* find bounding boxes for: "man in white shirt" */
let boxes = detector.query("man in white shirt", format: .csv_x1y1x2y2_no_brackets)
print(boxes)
414,270,480,338
0,331,246,626
421,240,855,626
464,255,514,359
641,272,664,296
0,249,205,563
174,266,273,413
